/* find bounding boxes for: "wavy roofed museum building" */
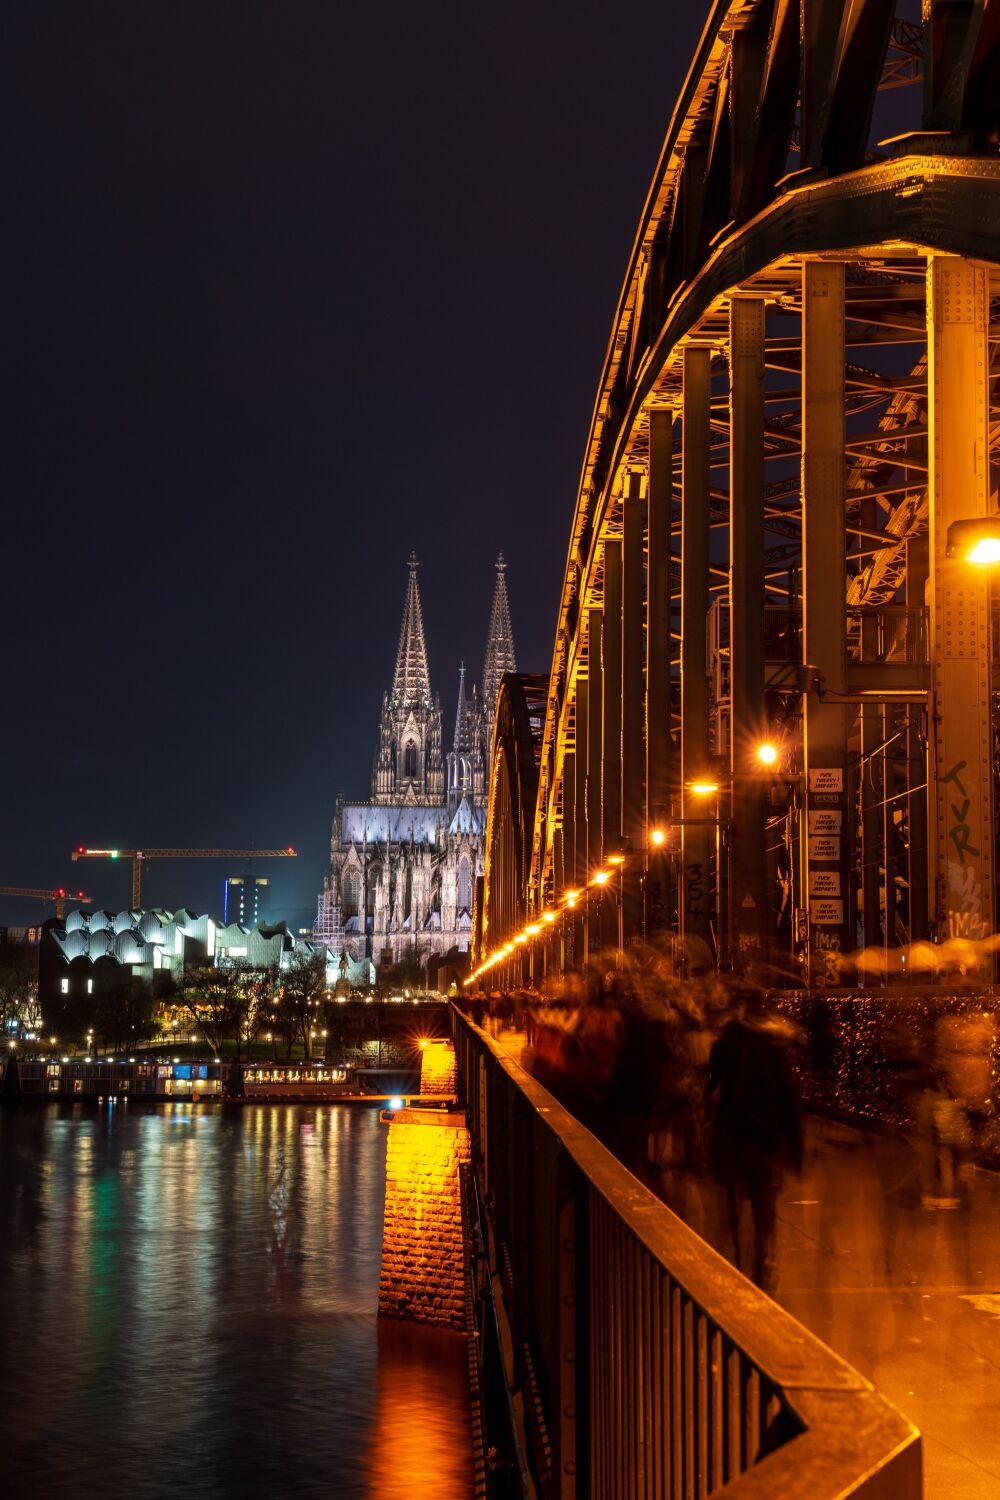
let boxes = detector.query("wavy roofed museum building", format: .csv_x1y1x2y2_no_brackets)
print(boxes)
313,553,516,975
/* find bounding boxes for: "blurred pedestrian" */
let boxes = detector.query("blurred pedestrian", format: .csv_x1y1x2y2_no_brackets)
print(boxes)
707,983,803,1289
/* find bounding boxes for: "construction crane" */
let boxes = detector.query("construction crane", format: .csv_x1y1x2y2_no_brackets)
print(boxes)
0,887,93,920
71,847,297,910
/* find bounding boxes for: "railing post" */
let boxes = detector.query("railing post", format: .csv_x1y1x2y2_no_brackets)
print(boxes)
555,1156,579,1498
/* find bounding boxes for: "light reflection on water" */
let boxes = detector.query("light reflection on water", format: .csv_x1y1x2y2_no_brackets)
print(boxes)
0,1102,474,1500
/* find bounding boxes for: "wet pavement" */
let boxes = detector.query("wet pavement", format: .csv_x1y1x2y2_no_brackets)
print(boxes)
495,1025,1000,1499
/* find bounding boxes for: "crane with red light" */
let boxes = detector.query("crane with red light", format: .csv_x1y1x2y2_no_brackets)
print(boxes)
0,887,93,920
71,847,297,909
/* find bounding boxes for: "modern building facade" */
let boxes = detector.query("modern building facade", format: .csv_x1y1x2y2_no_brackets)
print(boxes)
223,873,269,927
314,553,516,973
38,907,364,1022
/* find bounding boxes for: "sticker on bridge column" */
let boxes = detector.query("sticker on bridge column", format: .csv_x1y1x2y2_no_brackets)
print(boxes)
811,899,844,924
809,767,844,792
808,835,841,861
808,809,842,835
809,870,841,897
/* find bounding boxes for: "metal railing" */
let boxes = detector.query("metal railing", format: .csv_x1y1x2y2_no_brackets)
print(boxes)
454,1009,920,1500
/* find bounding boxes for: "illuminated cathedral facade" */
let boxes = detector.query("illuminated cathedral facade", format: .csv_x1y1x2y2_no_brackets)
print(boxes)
313,552,516,976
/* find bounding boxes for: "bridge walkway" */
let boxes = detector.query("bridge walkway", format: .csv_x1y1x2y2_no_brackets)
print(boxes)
489,1026,1000,1498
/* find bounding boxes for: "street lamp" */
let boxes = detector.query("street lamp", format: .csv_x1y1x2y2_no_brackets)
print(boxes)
755,742,779,768
946,516,1000,564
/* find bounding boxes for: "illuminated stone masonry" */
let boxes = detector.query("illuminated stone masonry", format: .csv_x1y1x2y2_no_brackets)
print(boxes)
314,554,516,978
419,1039,458,1095
378,1108,471,1331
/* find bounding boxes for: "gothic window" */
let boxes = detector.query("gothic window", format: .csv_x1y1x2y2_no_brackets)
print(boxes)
403,741,418,779
342,869,360,919
458,857,472,913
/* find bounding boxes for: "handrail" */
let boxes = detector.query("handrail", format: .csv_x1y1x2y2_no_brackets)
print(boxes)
453,1007,920,1499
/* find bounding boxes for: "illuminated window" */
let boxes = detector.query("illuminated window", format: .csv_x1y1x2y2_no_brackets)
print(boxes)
60,977,69,995
86,979,93,994
225,945,248,958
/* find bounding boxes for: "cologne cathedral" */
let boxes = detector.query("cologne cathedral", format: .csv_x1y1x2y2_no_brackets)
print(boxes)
313,552,516,975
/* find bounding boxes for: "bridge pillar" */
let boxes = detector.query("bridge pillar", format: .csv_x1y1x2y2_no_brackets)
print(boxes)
926,255,995,960
802,259,853,980
574,679,589,963
647,408,674,942
602,539,623,865
379,1107,470,1331
680,345,714,960
586,608,604,957
419,1039,457,1095
728,297,768,970
622,469,645,941
560,750,577,969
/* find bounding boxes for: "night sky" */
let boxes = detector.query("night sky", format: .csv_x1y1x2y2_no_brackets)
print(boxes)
4,3,701,927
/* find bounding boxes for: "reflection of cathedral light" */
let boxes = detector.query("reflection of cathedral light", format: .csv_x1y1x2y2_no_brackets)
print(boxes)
314,552,516,974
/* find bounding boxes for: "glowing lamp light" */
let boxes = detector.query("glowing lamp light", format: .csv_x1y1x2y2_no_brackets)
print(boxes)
946,517,1000,564
968,537,1000,564
607,854,625,866
541,912,556,923
525,924,541,936
689,780,720,797
756,742,779,767
650,828,666,847
592,870,611,886
563,889,580,903
389,1096,404,1111
514,933,527,945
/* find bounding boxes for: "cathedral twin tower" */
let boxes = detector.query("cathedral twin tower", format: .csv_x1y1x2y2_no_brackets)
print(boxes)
314,553,517,975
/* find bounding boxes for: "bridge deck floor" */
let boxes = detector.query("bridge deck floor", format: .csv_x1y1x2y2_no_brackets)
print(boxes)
490,1025,1000,1499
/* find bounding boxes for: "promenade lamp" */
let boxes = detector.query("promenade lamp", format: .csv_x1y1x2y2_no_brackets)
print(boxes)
755,742,779,768
946,516,1000,564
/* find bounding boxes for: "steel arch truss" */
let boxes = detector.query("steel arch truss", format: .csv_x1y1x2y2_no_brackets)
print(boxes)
510,0,1000,987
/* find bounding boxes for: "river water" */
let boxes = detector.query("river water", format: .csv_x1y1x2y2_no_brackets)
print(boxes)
0,1102,474,1500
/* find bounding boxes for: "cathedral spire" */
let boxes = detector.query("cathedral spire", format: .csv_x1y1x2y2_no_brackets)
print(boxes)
391,551,432,708
453,662,474,753
481,552,517,730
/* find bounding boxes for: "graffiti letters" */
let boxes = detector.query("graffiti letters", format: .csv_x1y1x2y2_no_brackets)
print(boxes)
684,861,704,923
942,760,981,863
946,860,989,942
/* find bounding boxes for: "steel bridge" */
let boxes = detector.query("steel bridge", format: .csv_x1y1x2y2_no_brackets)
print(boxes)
474,0,1000,988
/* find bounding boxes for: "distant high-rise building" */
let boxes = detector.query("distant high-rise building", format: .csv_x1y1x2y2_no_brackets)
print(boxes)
223,874,270,927
313,552,516,972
